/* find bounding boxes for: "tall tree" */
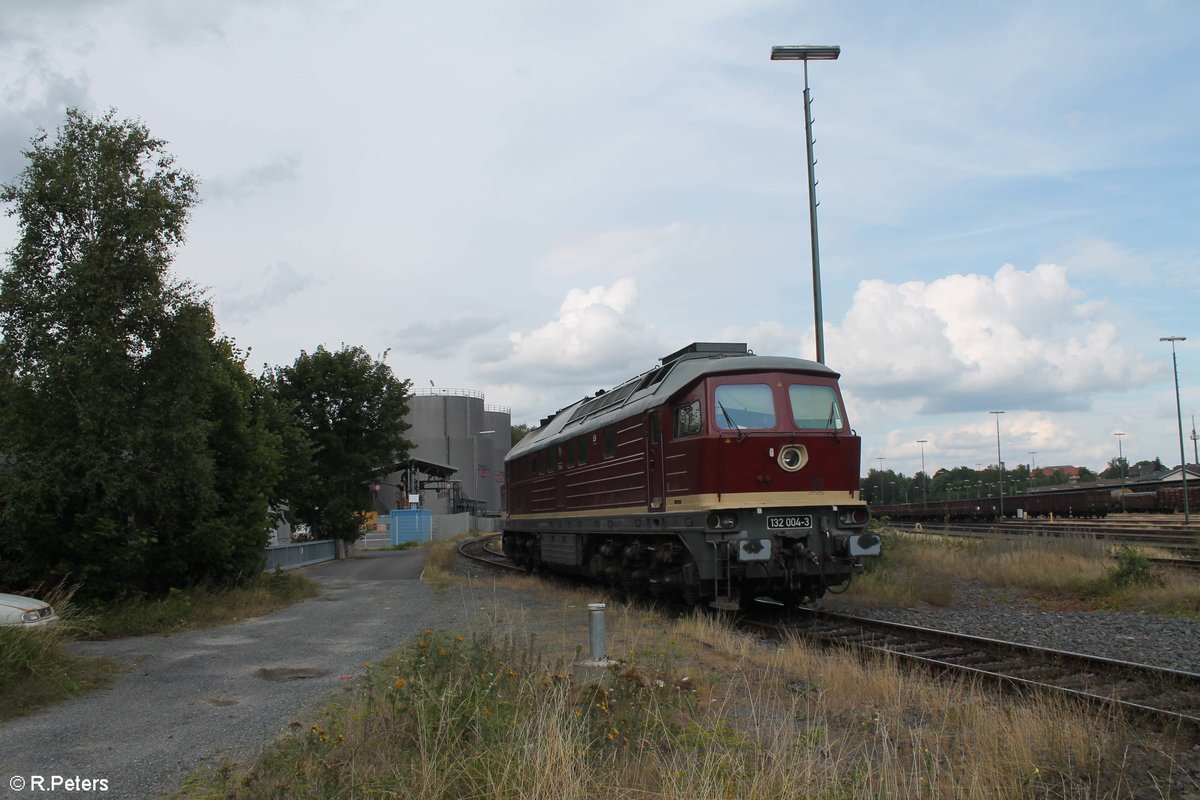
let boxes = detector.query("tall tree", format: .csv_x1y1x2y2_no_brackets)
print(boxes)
269,345,411,542
511,423,533,447
0,109,281,597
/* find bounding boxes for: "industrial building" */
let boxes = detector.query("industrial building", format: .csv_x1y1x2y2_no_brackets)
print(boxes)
370,388,511,518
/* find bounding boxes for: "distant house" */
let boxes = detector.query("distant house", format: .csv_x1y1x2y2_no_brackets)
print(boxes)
1159,465,1200,484
1037,465,1081,478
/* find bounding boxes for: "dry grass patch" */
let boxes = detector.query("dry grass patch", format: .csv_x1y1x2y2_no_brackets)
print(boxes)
176,589,1190,800
841,529,1200,614
420,534,476,587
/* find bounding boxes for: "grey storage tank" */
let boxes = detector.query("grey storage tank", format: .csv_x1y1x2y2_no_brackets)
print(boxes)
407,389,511,515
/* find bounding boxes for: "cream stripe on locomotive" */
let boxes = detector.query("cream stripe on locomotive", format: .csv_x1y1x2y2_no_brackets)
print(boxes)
506,489,865,522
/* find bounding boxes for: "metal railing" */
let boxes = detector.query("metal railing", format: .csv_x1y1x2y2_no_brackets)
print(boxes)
265,539,336,571
412,388,484,399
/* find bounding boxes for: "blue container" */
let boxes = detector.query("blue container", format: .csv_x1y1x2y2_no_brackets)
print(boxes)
389,509,433,545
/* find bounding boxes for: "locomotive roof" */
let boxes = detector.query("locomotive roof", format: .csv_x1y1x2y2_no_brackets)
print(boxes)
506,349,839,461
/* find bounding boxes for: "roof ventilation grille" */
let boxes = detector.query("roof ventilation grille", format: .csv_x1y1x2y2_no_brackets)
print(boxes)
659,342,749,367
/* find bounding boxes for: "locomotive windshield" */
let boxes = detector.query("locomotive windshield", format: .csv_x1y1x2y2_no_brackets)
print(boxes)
714,384,776,430
789,384,844,429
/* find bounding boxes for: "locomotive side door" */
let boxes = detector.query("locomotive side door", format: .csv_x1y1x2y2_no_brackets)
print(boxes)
646,409,665,511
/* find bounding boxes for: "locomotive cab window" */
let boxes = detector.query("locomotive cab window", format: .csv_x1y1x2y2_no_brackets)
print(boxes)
673,400,702,438
789,385,844,429
714,384,776,430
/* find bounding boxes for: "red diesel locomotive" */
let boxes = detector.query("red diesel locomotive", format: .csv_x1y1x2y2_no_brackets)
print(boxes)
502,343,879,610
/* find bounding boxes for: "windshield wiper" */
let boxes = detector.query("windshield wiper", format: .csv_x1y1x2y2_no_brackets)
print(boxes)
718,401,745,441
827,402,840,442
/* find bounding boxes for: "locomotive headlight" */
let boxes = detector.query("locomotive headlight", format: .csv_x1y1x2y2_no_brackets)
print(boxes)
838,508,870,526
707,511,739,530
777,445,808,472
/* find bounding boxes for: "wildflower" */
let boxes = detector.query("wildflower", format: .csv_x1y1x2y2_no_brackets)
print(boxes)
454,635,464,642
438,648,446,657
394,678,407,689
482,708,492,718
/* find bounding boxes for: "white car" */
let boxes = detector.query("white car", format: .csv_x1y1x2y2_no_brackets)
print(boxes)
0,592,60,627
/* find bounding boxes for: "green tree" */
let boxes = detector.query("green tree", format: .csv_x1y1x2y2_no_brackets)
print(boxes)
511,423,533,447
0,109,282,597
1130,458,1165,477
1100,457,1129,480
269,345,411,542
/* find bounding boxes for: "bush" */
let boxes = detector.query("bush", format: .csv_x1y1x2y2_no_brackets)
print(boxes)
1107,545,1153,589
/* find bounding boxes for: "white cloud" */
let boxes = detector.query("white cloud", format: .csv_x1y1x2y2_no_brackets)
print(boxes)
826,263,1160,413
478,278,668,408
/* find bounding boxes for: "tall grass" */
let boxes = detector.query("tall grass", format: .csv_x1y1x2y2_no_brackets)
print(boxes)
88,570,320,639
843,529,1200,614
0,585,114,720
420,536,467,588
178,609,1173,800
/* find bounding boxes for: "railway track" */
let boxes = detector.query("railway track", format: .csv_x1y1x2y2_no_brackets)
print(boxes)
889,519,1200,556
456,535,1200,726
745,611,1200,728
457,533,521,571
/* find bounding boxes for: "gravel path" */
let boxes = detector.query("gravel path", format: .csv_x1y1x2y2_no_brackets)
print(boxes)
0,550,449,800
827,581,1200,673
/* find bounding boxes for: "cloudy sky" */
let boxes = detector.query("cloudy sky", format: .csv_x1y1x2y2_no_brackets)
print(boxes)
2,0,1197,479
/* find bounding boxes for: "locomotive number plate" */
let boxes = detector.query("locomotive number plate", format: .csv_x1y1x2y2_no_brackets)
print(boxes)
766,515,812,530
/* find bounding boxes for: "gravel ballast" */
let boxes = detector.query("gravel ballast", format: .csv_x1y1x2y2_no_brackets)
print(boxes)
828,581,1200,674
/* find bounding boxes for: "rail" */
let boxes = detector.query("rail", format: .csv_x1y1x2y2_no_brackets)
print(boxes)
886,520,1200,554
743,610,1200,728
457,534,521,571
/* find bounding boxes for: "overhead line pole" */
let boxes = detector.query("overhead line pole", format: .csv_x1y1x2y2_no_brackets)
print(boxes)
1161,337,1190,524
990,411,1005,519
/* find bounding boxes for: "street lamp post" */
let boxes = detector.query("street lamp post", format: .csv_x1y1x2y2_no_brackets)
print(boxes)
1028,451,1038,493
1114,432,1126,512
917,439,928,512
1160,337,1190,524
990,411,1005,519
771,44,840,364
876,456,885,504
